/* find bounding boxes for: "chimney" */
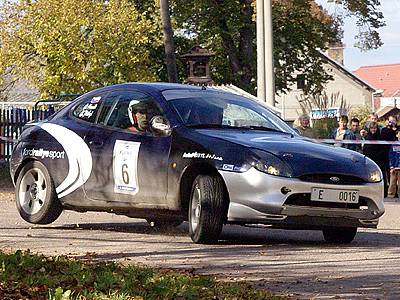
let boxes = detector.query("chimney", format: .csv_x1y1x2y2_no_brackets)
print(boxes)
327,43,344,65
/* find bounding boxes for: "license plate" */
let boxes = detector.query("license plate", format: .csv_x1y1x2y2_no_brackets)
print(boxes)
311,188,359,203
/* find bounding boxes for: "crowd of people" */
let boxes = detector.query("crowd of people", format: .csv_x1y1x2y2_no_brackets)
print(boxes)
294,113,400,199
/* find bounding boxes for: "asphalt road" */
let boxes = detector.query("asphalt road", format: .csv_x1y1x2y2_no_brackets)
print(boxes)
1,193,400,299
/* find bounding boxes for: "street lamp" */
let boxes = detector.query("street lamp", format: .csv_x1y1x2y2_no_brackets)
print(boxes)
256,0,275,107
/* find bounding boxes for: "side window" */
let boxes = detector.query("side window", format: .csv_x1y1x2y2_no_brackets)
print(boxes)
97,93,120,125
104,91,164,133
72,94,104,123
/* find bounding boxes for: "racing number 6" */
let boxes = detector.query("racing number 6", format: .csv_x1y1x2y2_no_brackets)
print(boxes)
122,164,129,184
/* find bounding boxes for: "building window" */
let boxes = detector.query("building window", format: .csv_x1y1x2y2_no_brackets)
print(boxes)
297,74,306,90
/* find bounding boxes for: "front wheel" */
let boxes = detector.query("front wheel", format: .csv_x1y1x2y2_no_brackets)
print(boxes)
189,174,227,244
15,161,62,224
322,227,357,244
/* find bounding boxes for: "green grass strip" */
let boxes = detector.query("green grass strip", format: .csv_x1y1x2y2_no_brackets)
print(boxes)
0,163,10,180
0,250,283,300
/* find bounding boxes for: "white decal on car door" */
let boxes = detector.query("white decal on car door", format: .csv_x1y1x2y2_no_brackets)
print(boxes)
39,123,93,198
113,140,140,195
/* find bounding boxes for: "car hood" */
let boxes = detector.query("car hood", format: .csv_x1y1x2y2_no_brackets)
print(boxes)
197,129,368,178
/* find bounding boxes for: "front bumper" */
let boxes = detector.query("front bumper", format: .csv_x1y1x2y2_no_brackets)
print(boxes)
219,168,385,229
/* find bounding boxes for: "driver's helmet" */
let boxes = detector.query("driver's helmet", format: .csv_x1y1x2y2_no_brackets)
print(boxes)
128,100,147,125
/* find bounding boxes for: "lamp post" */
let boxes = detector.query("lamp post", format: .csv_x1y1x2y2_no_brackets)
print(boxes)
256,0,265,102
257,0,275,107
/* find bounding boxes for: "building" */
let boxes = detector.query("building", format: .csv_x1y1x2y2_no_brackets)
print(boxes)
353,63,400,110
276,51,376,122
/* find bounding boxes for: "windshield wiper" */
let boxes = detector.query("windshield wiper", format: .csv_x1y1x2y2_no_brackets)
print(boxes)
244,125,289,134
186,124,244,129
186,123,291,134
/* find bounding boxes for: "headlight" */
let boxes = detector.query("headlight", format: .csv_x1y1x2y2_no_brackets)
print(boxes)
250,149,293,178
365,157,382,183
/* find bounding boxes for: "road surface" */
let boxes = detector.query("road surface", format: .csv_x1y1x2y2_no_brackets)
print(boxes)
1,191,400,299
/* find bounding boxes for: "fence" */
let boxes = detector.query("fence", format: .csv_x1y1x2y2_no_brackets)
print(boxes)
0,101,69,162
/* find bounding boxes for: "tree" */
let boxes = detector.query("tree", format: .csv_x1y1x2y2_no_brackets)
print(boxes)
159,0,178,82
171,0,385,95
0,0,162,98
0,69,17,101
327,0,385,50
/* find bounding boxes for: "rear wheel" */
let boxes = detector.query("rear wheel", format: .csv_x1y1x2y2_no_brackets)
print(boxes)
189,174,226,244
322,227,357,244
15,161,62,224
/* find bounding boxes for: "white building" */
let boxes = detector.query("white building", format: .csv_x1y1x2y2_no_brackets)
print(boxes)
276,51,376,121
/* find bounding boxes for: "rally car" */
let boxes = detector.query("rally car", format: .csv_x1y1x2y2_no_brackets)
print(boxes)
10,83,385,244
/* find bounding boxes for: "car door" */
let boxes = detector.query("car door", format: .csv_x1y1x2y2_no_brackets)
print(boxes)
49,91,107,201
83,89,172,207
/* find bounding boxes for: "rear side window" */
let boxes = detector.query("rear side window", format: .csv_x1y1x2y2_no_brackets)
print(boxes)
72,94,104,123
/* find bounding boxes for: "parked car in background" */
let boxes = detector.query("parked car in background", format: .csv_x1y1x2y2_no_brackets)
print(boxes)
10,83,385,244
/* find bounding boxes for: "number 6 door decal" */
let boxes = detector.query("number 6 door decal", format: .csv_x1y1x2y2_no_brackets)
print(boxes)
113,140,141,195
121,163,130,184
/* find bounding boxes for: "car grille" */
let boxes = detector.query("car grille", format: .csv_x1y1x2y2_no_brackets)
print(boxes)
284,193,368,209
299,174,365,185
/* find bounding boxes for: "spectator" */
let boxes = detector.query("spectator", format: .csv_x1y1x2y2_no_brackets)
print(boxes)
364,113,379,129
293,114,315,138
330,115,356,151
361,113,383,138
381,115,398,141
350,117,362,152
380,115,399,197
388,129,400,200
350,118,361,138
363,121,388,197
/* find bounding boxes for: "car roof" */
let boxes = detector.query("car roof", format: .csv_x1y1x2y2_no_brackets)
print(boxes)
97,82,205,94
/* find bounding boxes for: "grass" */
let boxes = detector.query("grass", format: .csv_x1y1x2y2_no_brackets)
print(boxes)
0,162,10,179
0,250,283,300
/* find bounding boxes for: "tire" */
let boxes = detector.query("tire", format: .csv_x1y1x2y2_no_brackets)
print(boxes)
322,227,357,244
146,219,183,228
15,161,62,224
189,174,227,244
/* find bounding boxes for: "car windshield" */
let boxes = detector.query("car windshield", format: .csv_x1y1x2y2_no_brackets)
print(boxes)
163,89,295,134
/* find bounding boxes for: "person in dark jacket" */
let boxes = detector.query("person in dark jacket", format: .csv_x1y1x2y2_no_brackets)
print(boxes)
380,115,398,197
363,121,388,196
330,115,356,151
350,117,362,152
388,129,400,199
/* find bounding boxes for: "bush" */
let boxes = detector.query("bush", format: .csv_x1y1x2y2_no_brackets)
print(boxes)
312,117,337,138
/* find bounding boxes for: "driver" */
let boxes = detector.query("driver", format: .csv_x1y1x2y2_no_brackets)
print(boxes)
127,100,149,132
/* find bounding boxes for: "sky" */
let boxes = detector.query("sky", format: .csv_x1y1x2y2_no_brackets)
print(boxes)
316,0,400,71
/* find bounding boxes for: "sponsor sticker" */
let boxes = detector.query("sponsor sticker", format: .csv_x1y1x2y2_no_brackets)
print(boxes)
222,164,234,171
23,148,65,159
90,96,102,104
78,102,99,119
182,152,223,161
113,140,140,195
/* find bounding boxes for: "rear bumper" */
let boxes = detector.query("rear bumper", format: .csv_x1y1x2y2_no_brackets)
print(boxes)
219,168,385,229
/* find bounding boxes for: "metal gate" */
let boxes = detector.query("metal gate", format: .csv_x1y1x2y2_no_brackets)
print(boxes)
0,95,80,161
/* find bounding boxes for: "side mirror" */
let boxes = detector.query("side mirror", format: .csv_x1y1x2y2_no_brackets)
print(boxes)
292,127,300,135
150,116,172,136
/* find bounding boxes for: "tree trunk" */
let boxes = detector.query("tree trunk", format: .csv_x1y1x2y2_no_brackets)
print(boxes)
159,0,178,83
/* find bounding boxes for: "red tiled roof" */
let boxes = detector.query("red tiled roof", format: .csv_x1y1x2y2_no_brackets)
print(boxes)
353,63,400,97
